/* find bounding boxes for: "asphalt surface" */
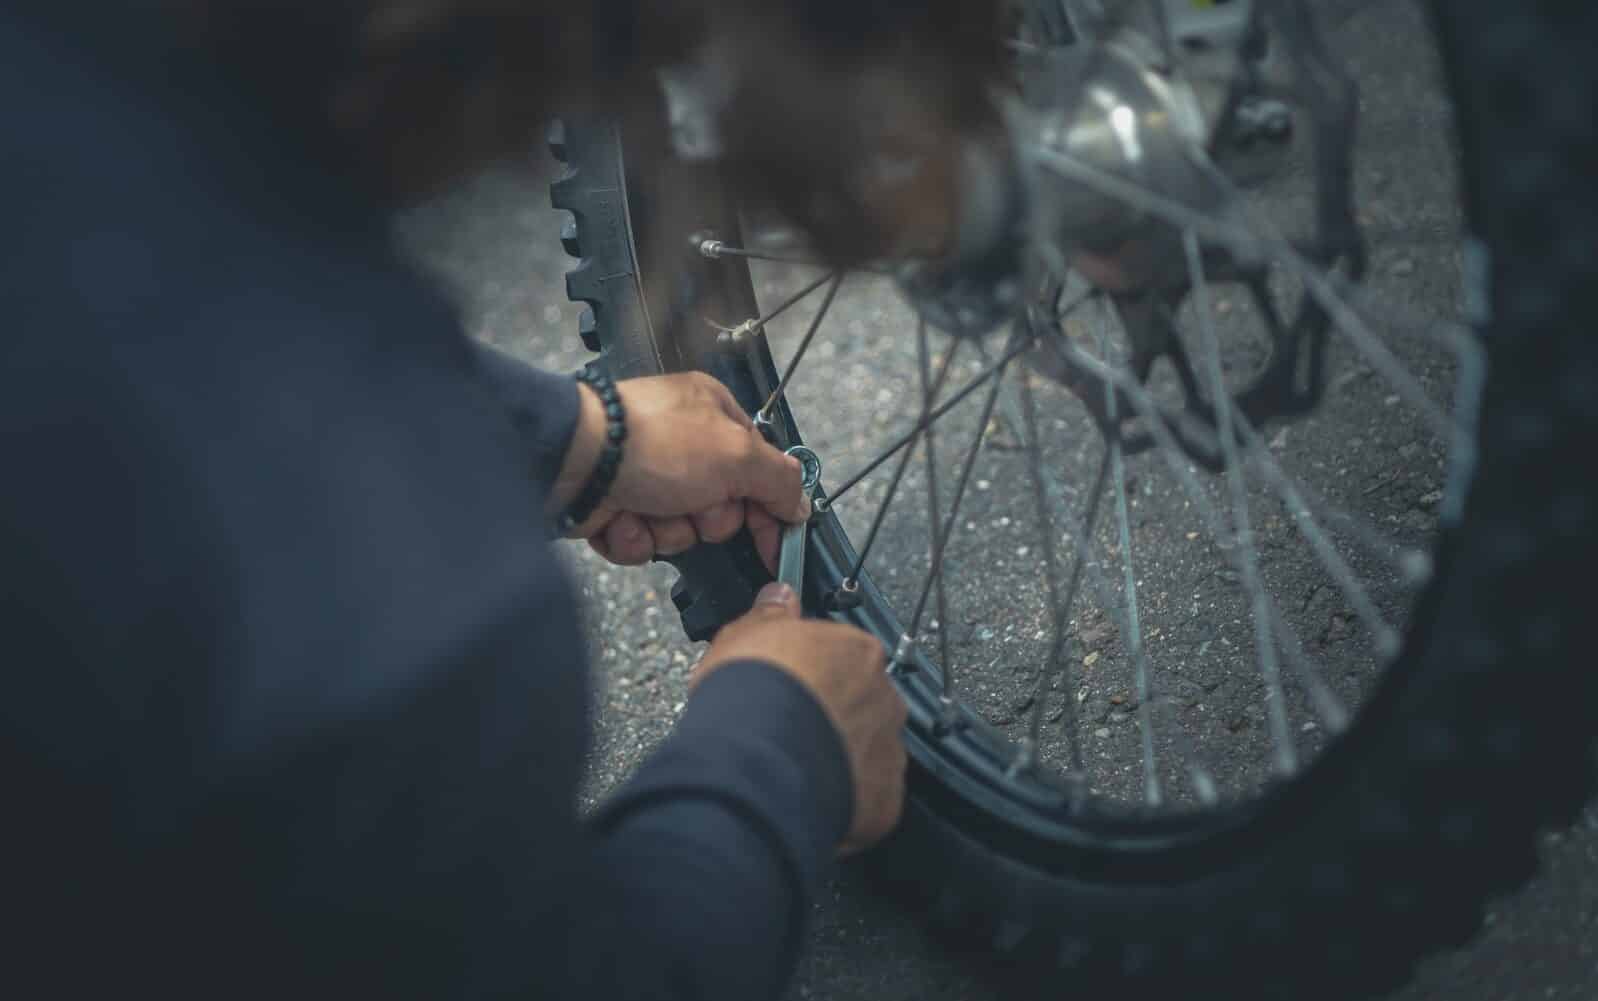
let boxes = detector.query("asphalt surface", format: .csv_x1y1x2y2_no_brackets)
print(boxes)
397,2,1596,997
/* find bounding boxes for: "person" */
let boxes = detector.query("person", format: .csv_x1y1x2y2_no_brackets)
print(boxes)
0,1,1015,996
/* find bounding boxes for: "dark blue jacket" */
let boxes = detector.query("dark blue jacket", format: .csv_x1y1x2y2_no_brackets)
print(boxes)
1,9,849,997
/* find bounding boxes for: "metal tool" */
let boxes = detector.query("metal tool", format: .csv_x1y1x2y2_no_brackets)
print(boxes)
777,445,822,599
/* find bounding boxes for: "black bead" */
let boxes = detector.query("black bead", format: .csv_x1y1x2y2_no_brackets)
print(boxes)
556,363,627,533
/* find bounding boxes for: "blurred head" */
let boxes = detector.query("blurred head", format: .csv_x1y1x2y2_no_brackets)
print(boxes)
174,0,1005,225
171,2,633,199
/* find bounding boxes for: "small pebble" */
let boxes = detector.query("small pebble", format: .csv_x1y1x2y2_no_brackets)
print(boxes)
1094,727,1112,739
1083,651,1101,668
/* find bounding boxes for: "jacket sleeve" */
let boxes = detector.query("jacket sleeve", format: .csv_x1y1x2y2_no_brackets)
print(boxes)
571,661,855,1000
467,340,582,488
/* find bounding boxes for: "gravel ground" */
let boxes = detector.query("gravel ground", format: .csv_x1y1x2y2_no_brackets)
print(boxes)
397,2,1596,997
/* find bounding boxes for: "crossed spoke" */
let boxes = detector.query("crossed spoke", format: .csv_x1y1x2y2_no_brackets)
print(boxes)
1184,232,1297,775
845,329,963,584
758,273,845,423
701,0,1465,809
1093,303,1163,805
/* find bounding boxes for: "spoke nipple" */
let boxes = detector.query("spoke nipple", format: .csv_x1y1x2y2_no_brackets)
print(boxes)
813,496,830,513
1006,738,1038,780
932,699,968,738
698,239,726,260
823,579,864,613
753,410,777,443
730,318,760,344
886,633,916,675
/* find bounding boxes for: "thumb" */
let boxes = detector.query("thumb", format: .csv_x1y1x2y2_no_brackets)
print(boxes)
735,433,812,524
748,581,801,619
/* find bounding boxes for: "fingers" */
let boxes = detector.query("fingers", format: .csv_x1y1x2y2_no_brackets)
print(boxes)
731,430,811,524
588,497,762,567
691,582,801,688
598,513,654,565
691,499,745,544
591,514,699,565
698,372,754,429
746,503,782,575
749,580,800,618
646,515,698,557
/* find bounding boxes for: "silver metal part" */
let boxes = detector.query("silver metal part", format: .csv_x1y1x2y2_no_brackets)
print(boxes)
889,633,916,673
752,409,777,442
776,515,808,595
1018,42,1224,268
658,42,736,161
776,446,823,598
711,316,760,347
895,136,1028,339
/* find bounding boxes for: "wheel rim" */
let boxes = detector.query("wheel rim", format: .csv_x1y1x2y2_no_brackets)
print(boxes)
621,0,1481,849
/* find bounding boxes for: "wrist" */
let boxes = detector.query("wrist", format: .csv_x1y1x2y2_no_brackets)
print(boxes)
548,380,606,517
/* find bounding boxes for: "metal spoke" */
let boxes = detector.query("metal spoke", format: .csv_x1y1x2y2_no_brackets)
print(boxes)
920,322,956,720
1015,373,1105,777
699,239,892,274
1244,435,1431,583
826,332,1038,507
1092,304,1162,807
1184,232,1297,776
846,329,963,582
1231,411,1402,657
1047,336,1351,733
1144,0,1177,66
710,270,838,347
1331,274,1487,528
971,336,1030,452
1037,418,1219,801
758,273,845,422
1011,303,1219,799
1029,145,1267,261
898,329,1022,693
1028,145,1454,441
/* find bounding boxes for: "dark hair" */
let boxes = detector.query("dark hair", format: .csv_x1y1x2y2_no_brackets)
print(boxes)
177,0,1004,221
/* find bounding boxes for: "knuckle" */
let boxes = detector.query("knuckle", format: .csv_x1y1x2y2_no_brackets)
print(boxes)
736,430,762,464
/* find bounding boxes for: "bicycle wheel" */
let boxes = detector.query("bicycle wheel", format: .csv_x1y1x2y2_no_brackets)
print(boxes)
549,1,1596,995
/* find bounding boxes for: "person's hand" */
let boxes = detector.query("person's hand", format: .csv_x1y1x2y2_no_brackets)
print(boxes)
693,582,907,855
553,372,809,570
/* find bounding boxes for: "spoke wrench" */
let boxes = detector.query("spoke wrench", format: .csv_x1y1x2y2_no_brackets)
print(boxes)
776,445,822,603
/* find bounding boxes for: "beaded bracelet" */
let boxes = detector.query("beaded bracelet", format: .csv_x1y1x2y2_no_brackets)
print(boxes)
556,364,627,535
